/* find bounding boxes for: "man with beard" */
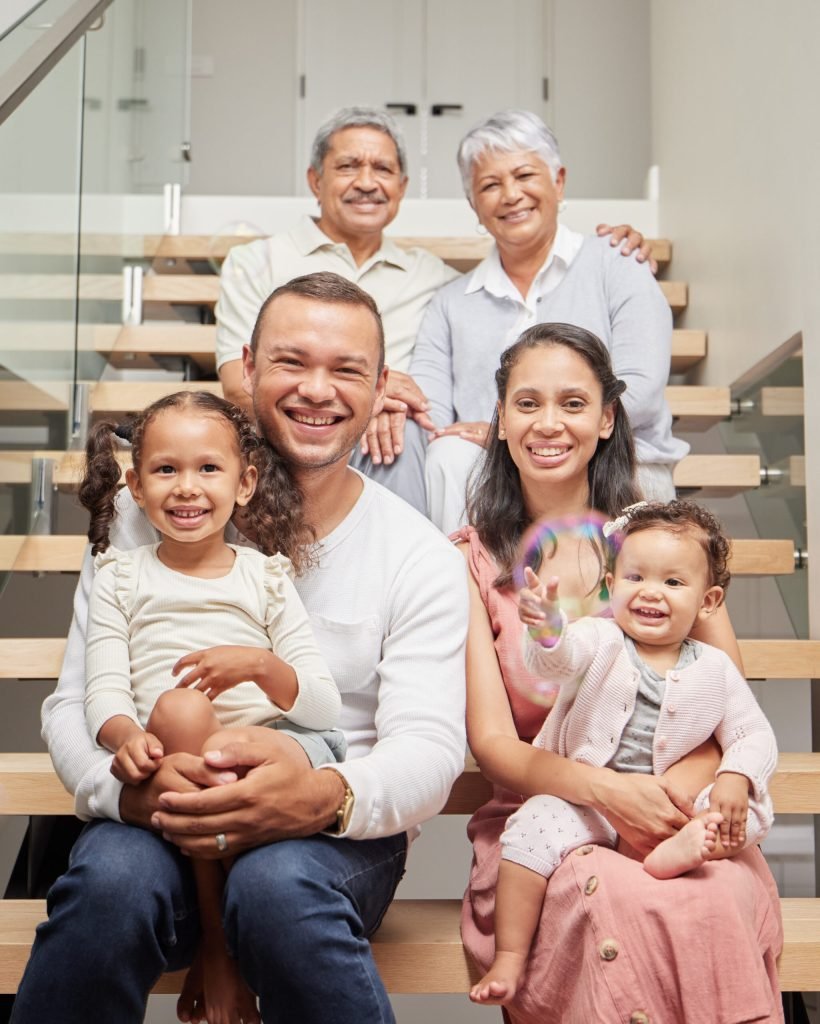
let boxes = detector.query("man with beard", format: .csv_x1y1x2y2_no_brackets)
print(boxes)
14,273,468,1024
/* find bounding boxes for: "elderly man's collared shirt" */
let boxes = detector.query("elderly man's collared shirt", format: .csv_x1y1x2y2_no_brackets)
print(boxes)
215,215,459,373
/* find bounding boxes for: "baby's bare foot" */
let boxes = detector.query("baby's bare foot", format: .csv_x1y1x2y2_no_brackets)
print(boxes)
469,951,527,1006
643,813,723,880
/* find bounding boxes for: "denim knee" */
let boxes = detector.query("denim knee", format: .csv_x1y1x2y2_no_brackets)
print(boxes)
11,821,200,1024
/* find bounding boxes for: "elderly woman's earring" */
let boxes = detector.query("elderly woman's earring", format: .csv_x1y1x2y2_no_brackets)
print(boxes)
475,220,489,236
558,198,568,214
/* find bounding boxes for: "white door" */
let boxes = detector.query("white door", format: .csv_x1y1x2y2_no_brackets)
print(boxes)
300,0,426,195
299,0,549,198
423,0,547,197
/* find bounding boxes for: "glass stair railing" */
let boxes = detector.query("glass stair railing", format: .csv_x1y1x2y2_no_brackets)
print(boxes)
720,335,808,638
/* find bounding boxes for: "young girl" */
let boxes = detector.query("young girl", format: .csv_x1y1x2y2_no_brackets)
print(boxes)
471,499,778,1006
79,390,342,1024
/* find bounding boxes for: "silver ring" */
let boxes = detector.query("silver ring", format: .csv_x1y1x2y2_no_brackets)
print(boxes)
215,832,228,853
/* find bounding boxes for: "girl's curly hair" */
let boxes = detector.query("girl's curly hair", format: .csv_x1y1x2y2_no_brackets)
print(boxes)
616,498,730,593
79,391,315,572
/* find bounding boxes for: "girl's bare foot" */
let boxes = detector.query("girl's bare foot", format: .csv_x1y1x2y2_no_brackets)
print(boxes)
469,951,527,1005
643,813,723,879
177,949,205,1024
201,941,261,1024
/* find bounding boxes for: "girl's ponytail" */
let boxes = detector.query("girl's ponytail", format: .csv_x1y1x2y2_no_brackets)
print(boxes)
247,442,315,573
79,420,125,554
219,401,315,573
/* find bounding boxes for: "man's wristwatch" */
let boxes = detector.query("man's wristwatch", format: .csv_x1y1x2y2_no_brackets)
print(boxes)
324,768,355,835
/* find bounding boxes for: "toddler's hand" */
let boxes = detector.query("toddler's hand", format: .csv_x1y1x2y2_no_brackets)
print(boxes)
518,567,562,639
112,731,163,785
709,772,750,849
173,645,267,699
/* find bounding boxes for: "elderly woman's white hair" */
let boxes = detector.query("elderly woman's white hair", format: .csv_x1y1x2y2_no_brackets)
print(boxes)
456,109,562,200
310,106,408,177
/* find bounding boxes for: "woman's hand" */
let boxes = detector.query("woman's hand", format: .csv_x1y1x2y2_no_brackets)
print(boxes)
593,771,694,856
429,421,492,447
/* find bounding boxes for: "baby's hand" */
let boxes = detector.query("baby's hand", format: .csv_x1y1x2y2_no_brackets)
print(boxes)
172,645,266,699
709,772,750,849
112,732,163,785
518,567,561,630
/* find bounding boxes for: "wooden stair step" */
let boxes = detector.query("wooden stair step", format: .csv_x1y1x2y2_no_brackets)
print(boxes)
1,752,817,818
73,323,705,373
666,385,730,431
7,319,702,373
0,234,672,272
0,535,794,577
2,450,757,498
0,273,688,313
0,896,815,992
672,453,760,496
2,638,815,683
759,387,803,418
82,381,716,419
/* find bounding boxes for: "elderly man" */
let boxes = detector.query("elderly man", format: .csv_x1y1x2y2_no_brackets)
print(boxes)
216,107,458,512
215,107,650,516
12,273,468,1024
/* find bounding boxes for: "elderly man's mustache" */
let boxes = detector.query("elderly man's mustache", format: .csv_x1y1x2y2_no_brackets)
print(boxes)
344,190,387,203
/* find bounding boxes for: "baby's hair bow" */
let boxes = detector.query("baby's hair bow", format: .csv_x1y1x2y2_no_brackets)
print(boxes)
602,501,649,538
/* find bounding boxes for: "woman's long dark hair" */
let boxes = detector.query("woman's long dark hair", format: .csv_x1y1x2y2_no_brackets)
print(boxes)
467,322,641,587
79,391,314,572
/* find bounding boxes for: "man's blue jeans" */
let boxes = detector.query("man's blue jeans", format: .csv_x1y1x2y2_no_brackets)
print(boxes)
11,819,407,1023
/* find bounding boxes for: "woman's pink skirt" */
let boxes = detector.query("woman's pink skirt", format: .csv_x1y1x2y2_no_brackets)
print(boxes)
462,790,784,1024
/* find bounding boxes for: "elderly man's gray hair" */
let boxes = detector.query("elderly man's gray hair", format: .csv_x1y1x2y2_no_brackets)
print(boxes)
310,107,408,177
456,109,562,200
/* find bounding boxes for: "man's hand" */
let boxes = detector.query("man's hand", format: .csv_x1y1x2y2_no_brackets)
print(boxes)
596,223,658,274
360,408,408,465
709,772,750,849
112,731,164,785
359,369,434,464
428,421,491,448
173,645,270,699
150,738,346,858
119,751,237,830
594,771,694,856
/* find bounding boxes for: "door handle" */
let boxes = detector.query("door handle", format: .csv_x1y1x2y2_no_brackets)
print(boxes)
386,103,417,116
430,104,463,116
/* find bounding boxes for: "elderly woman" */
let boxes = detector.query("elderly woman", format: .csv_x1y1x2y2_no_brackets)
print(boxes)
410,109,688,533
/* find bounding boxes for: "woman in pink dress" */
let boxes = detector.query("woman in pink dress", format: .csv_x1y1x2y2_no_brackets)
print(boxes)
456,321,783,1024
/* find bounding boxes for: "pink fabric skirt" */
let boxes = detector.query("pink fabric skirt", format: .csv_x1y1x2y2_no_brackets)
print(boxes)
461,790,784,1024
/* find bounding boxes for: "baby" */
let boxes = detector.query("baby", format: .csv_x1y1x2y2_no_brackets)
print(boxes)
470,499,777,1006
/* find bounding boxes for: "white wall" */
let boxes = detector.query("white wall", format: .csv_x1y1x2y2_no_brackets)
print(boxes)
651,2,820,910
185,0,653,199
549,0,652,198
188,0,298,196
650,0,820,638
0,0,41,38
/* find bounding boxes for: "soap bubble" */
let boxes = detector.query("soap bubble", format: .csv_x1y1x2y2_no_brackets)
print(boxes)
512,511,620,707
